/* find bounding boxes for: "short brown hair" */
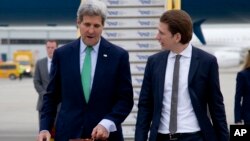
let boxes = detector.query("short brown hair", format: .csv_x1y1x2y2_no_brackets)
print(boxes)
160,10,193,44
46,39,58,47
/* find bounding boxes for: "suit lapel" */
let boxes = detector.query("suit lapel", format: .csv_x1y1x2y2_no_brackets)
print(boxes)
158,51,169,103
188,47,200,84
90,38,110,100
69,39,84,100
71,39,81,78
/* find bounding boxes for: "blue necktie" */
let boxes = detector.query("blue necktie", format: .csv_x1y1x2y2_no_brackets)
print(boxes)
81,46,92,102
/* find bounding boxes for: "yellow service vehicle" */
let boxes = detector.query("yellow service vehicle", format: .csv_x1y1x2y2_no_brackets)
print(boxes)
0,61,20,80
13,50,35,77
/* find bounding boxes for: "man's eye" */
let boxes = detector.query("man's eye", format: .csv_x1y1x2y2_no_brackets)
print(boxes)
84,23,91,27
94,25,100,28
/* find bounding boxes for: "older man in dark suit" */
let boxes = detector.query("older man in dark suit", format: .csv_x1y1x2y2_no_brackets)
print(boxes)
37,0,134,141
135,10,229,141
33,39,58,128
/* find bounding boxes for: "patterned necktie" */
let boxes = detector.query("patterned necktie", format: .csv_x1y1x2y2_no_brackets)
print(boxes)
81,46,92,103
169,55,181,134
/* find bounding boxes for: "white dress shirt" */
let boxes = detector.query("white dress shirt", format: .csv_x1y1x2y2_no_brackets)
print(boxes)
79,39,117,132
158,44,200,134
47,57,52,74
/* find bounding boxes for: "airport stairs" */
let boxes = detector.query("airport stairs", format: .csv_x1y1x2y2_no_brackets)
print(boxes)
103,0,165,140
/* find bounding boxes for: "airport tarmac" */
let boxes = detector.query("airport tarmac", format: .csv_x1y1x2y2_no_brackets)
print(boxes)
0,78,38,140
0,66,241,140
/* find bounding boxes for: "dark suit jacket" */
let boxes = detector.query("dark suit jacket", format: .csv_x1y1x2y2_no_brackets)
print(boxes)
40,37,134,141
135,47,229,141
234,68,250,124
33,57,50,111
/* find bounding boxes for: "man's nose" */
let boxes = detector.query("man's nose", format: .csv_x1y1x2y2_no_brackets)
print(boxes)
88,26,95,33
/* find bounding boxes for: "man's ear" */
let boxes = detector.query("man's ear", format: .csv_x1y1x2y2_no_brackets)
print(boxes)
76,19,80,27
174,33,181,43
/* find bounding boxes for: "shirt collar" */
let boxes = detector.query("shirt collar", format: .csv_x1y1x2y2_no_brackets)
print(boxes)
47,57,52,62
169,43,192,58
80,38,100,54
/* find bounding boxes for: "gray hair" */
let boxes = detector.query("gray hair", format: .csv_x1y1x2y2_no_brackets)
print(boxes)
77,0,107,25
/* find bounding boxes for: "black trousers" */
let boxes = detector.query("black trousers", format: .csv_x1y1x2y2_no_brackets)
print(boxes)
156,131,204,141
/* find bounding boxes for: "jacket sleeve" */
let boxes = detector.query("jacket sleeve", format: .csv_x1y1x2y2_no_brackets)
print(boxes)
207,57,229,141
33,61,47,96
135,57,154,141
40,51,61,131
103,51,134,126
234,72,245,123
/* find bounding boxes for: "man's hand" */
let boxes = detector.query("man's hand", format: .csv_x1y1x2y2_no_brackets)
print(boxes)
37,130,51,141
91,124,109,141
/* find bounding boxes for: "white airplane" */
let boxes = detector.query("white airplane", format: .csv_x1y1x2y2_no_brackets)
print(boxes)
191,24,250,68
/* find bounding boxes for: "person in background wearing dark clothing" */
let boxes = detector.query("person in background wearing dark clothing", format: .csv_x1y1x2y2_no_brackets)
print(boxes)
135,10,229,141
37,0,133,141
234,50,250,125
33,40,58,135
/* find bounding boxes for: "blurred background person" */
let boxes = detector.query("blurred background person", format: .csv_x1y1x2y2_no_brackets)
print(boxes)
33,40,58,129
234,50,250,125
18,65,25,80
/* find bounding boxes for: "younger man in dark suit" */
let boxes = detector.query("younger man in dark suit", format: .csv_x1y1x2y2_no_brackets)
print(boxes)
135,10,229,141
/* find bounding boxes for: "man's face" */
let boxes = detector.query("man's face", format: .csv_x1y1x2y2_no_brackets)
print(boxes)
46,41,57,59
77,15,104,46
156,22,179,50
